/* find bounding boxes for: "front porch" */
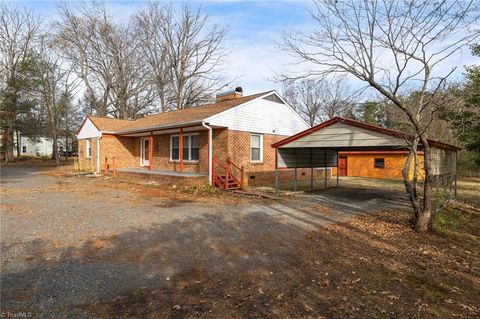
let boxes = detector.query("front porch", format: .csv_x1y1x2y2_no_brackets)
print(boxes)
101,123,217,180
116,167,207,178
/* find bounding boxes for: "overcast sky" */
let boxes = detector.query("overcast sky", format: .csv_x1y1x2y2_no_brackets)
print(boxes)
15,0,478,98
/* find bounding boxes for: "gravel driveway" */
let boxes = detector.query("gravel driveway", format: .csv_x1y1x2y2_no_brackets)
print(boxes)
0,165,409,318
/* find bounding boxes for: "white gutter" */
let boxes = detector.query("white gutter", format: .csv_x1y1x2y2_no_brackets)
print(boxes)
96,136,101,174
202,121,213,185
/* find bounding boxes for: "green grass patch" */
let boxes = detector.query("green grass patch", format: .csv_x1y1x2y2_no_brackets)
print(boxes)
432,207,462,235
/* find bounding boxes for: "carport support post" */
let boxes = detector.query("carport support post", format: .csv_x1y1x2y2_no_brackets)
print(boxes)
294,148,298,192
454,151,458,198
324,149,327,190
310,148,313,192
294,168,298,192
274,148,279,196
336,150,339,188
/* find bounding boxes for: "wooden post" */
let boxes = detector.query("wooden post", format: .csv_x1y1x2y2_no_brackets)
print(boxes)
112,157,116,176
294,168,298,192
449,173,453,199
225,160,230,189
104,157,108,175
149,132,153,171
294,148,298,192
310,148,313,192
336,150,339,188
179,128,184,173
207,128,211,183
274,148,279,195
324,148,327,190
454,151,458,198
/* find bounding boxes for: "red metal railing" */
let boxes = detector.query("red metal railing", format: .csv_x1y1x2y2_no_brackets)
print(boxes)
226,157,244,189
212,156,244,190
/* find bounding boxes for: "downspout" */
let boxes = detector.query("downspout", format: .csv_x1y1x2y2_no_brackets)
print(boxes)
96,136,101,174
202,121,213,185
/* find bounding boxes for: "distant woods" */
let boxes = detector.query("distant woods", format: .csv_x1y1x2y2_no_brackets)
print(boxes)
0,1,229,162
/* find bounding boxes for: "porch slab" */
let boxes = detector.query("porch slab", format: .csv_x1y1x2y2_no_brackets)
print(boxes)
116,168,206,178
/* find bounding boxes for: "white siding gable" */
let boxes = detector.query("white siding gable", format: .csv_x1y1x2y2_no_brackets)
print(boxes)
281,122,407,148
77,118,101,139
206,93,309,136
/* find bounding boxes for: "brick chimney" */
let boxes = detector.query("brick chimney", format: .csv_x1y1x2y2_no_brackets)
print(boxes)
216,87,243,102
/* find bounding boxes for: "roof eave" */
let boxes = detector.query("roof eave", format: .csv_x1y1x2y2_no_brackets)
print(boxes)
111,120,206,135
272,116,460,151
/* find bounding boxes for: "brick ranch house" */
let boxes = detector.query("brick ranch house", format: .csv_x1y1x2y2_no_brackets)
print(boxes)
76,89,315,187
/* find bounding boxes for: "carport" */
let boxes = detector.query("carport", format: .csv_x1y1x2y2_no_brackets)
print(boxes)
271,117,460,198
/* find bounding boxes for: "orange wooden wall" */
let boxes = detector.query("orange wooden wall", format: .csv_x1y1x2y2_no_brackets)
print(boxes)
332,152,425,180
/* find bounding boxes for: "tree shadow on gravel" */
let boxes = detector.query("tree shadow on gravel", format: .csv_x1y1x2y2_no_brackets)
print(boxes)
1,208,479,319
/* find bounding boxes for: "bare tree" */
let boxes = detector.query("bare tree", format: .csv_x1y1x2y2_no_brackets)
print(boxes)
280,76,357,126
281,0,479,231
54,1,154,119
0,3,41,161
135,2,228,110
34,36,78,165
134,1,171,112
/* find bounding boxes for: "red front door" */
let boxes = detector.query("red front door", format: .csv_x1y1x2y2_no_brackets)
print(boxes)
338,156,347,176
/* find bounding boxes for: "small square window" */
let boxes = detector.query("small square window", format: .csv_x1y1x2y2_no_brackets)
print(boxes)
374,158,385,168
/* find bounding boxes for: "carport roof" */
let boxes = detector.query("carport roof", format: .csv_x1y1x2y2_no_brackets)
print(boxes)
272,117,460,151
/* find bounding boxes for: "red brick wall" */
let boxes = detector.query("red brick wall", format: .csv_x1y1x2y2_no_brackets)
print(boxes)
77,129,329,187
100,135,139,170
96,131,209,174
77,138,97,172
150,131,209,173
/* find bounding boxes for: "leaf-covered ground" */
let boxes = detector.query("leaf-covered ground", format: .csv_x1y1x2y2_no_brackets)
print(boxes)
1,163,479,318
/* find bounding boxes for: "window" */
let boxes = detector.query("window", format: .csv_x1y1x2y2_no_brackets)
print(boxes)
170,133,199,161
22,146,27,154
374,158,385,168
250,134,263,162
86,138,92,158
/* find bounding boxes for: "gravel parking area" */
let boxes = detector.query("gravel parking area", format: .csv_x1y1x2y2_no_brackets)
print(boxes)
1,165,410,318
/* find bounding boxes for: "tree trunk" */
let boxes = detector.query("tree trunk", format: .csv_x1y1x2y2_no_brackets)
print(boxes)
16,130,21,158
402,145,422,221
5,118,15,162
417,138,433,232
52,130,60,166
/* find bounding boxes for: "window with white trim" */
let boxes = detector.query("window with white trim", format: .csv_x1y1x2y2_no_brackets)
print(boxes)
22,146,27,154
250,134,263,162
86,138,92,158
170,133,199,161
